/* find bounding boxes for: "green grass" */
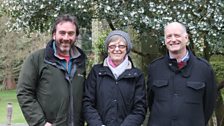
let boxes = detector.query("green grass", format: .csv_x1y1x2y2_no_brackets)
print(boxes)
0,90,26,124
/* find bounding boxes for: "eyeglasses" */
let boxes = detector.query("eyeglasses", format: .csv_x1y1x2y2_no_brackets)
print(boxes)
108,45,126,50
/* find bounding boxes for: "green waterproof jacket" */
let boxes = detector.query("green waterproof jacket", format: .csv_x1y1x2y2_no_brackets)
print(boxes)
17,40,86,126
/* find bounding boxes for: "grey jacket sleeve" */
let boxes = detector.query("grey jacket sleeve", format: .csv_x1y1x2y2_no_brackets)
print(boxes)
17,54,46,126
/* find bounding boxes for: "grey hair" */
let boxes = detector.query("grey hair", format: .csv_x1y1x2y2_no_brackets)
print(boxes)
164,22,187,34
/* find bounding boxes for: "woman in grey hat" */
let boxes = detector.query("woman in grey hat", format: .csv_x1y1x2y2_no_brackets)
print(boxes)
83,30,147,126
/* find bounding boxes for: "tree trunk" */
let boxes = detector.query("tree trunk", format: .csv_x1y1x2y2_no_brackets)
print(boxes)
216,81,224,126
204,40,211,61
203,32,211,61
3,75,16,90
216,91,224,126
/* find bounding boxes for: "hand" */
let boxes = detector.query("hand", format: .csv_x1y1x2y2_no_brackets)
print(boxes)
44,122,52,126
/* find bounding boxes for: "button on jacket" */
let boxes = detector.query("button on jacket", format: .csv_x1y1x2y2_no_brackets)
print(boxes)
83,58,146,126
147,50,217,126
17,40,86,126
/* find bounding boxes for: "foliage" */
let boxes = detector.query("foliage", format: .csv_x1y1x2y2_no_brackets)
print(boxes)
2,0,224,56
210,55,224,83
96,0,224,57
93,30,109,63
0,90,26,123
85,30,109,75
0,15,50,84
1,1,224,125
1,0,94,33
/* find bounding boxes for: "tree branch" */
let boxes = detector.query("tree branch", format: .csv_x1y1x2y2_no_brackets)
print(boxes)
131,48,151,57
211,52,224,56
106,18,116,30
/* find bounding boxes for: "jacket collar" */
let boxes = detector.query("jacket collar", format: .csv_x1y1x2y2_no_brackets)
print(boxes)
99,57,139,79
44,39,86,66
103,57,132,69
165,49,195,78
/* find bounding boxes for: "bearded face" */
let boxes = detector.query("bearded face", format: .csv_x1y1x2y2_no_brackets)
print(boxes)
53,21,77,55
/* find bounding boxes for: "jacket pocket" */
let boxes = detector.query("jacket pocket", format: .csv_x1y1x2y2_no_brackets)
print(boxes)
185,81,205,104
152,80,169,101
153,80,168,87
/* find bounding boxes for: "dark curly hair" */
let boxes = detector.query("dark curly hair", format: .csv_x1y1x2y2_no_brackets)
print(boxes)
51,14,79,37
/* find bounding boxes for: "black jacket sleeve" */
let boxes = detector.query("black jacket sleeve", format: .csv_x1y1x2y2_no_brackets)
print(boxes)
83,66,104,126
121,71,147,126
204,66,217,124
147,65,154,111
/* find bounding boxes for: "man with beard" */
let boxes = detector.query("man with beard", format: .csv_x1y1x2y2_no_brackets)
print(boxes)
147,22,217,126
17,14,86,126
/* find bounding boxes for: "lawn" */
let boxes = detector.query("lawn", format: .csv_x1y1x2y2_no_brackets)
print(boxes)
0,89,26,124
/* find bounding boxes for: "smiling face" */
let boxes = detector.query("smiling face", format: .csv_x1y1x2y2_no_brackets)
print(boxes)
164,22,189,55
107,36,127,66
53,21,77,56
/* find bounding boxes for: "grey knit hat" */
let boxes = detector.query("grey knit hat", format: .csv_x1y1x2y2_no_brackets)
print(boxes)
105,30,132,54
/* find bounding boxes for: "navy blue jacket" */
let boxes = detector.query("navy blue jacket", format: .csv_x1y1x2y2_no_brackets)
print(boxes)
147,50,217,126
83,59,146,126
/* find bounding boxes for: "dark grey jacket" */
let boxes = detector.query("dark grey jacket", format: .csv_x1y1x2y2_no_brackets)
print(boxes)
147,50,217,126
17,40,86,126
83,58,146,126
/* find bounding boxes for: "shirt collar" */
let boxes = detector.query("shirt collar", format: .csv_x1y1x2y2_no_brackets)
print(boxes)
169,50,189,62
